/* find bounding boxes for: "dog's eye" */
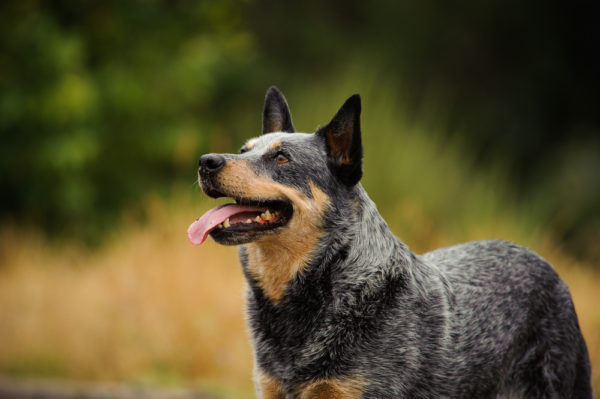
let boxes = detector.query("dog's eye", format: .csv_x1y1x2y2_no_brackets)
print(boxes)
275,153,289,164
239,147,248,154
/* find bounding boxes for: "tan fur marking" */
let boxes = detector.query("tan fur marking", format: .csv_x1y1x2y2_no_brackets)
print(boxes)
269,139,282,149
245,139,257,150
296,378,367,399
218,160,330,303
265,119,283,134
256,371,286,399
326,129,353,165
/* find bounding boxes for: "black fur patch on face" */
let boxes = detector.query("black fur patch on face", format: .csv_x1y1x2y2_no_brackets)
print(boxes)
263,86,295,134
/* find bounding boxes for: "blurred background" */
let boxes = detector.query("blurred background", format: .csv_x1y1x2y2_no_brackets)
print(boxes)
0,0,598,397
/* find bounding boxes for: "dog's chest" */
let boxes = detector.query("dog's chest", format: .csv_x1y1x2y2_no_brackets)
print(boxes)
244,280,365,381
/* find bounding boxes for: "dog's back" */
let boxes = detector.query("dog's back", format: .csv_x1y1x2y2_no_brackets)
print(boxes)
421,240,592,398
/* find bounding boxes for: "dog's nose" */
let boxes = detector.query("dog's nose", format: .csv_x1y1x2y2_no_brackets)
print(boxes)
199,154,226,173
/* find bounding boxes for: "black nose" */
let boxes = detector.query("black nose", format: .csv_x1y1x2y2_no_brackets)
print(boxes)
199,154,226,173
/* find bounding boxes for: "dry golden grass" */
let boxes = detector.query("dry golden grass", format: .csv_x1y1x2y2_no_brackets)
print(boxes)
0,193,598,396
0,195,255,398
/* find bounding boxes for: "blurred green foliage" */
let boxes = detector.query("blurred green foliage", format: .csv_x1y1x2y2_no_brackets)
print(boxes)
0,1,261,241
0,0,598,260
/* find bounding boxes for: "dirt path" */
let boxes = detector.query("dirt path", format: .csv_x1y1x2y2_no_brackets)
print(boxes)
0,377,217,399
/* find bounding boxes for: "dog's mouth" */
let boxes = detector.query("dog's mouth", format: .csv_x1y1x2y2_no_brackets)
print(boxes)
188,191,293,245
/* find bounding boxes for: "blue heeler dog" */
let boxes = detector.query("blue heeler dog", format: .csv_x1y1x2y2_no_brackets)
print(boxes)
188,87,592,398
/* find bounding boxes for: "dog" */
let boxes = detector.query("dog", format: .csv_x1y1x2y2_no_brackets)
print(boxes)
188,87,592,398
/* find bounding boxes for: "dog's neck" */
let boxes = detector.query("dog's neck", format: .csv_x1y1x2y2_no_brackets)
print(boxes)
347,186,405,264
242,229,320,304
330,186,412,291
241,181,330,303
241,184,409,304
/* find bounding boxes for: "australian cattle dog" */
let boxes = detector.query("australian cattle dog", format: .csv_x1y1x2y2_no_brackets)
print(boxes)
188,87,592,398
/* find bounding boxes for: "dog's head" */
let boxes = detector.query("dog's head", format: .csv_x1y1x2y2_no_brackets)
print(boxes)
188,87,363,246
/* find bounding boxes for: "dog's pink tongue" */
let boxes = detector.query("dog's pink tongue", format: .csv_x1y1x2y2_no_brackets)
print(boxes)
187,204,264,245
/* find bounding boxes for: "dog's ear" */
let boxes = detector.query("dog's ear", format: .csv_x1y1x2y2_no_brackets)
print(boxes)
262,86,295,134
316,94,363,186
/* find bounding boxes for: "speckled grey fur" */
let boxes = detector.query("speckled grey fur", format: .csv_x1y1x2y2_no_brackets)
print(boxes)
199,87,593,398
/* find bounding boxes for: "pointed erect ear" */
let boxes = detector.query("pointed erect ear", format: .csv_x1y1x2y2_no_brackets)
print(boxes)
262,86,295,134
316,94,363,186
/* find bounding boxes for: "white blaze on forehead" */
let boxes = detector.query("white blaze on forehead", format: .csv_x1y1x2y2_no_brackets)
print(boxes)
246,132,313,152
245,138,258,150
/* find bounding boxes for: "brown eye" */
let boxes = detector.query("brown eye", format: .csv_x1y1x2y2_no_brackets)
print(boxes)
275,153,288,163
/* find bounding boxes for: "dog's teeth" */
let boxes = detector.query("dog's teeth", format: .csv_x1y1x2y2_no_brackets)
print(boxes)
224,218,231,228
265,210,272,219
254,216,261,222
245,219,252,224
218,223,223,228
